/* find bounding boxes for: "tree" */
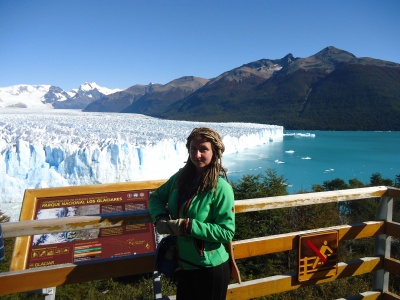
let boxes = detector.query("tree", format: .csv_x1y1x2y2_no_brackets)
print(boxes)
231,168,288,200
312,184,325,192
348,178,365,188
323,178,349,191
231,169,290,279
262,169,289,197
369,172,393,186
395,174,400,187
232,169,289,240
231,174,267,200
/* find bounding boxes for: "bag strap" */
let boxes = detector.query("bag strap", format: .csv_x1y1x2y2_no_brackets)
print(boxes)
225,241,242,284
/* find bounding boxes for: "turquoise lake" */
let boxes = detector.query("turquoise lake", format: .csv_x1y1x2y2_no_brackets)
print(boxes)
224,131,400,193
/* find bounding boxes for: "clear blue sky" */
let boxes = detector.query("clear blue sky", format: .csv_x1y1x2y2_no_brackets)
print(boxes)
1,0,399,91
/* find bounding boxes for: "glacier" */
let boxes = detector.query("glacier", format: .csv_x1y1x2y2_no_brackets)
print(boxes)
0,109,283,221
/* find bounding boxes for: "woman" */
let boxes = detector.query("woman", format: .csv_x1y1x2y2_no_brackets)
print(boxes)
149,127,235,300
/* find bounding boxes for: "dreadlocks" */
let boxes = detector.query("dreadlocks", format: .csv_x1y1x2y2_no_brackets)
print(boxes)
177,127,228,196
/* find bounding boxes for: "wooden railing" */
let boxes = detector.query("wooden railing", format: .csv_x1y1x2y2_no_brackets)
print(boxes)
1,185,399,299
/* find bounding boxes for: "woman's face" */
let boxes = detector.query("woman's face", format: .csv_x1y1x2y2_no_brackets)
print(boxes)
189,137,214,174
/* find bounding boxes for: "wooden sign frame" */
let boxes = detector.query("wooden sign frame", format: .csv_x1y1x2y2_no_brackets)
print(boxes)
10,180,165,271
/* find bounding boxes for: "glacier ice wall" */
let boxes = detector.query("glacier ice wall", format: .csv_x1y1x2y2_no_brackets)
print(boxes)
0,109,283,221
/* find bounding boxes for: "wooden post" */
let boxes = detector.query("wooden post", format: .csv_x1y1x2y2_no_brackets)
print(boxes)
372,195,393,292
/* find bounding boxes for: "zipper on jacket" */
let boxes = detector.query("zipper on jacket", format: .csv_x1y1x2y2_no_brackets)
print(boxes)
183,196,193,216
179,195,204,257
194,238,204,257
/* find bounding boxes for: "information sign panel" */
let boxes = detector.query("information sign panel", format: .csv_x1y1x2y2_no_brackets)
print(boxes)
10,180,165,271
298,230,338,282
25,190,156,269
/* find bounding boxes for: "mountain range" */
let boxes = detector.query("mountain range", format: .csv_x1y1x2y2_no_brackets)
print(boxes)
0,82,120,110
2,46,399,130
78,46,400,131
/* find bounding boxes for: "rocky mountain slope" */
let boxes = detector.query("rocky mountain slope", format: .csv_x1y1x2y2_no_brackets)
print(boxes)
83,46,400,130
134,46,400,130
84,76,209,113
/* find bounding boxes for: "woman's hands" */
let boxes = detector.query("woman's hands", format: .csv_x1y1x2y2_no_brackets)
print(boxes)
155,217,190,236
155,216,171,234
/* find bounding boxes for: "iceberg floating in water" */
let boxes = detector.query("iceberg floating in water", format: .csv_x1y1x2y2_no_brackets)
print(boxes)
284,133,316,138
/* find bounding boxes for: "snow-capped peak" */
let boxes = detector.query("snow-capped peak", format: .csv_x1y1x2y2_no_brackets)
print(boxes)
80,82,101,92
0,84,54,109
78,82,121,95
9,84,52,95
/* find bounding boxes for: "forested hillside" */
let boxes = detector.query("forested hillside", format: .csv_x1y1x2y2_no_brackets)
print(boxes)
157,48,400,130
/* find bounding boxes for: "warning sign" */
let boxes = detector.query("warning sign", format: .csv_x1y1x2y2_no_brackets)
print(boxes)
298,230,338,282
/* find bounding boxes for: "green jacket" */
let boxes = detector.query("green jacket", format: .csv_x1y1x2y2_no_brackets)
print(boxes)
149,171,235,270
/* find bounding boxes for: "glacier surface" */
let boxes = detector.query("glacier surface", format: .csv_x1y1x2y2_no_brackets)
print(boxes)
0,109,283,221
